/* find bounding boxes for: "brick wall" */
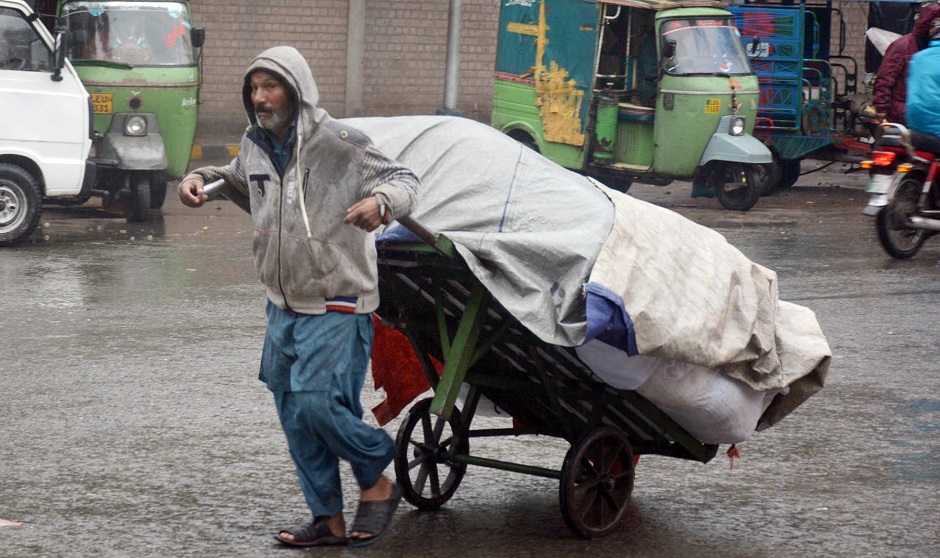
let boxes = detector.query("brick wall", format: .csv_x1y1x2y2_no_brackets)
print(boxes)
360,0,499,122
191,0,500,141
829,0,870,92
190,1,872,142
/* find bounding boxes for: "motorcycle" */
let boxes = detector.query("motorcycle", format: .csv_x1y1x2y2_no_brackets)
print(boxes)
862,123,940,259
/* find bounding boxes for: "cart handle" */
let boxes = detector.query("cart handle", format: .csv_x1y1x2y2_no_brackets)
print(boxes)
397,215,439,247
202,179,251,214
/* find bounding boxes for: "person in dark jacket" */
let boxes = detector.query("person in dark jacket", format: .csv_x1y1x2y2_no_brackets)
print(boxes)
872,2,940,124
178,46,419,549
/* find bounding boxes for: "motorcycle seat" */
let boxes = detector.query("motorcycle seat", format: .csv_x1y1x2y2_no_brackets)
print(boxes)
877,133,906,148
910,130,940,156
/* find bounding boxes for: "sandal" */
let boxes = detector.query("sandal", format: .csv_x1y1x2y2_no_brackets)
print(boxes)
348,483,403,548
274,517,348,548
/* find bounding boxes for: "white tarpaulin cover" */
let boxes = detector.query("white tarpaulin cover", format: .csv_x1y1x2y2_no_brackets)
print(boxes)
348,115,829,443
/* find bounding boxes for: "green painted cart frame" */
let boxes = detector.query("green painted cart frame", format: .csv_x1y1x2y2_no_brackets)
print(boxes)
377,220,719,538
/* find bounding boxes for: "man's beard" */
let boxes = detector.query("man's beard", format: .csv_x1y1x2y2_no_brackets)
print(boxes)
256,104,293,134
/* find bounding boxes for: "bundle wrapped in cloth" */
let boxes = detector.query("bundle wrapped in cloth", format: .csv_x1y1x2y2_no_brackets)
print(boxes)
350,116,829,444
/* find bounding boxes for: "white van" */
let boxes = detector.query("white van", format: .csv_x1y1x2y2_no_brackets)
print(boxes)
0,0,94,246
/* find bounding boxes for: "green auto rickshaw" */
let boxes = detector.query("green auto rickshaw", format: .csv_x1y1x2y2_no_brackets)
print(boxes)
58,0,204,221
492,0,771,210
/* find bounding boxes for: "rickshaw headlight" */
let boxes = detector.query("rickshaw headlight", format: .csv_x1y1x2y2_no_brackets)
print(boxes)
730,116,746,136
124,115,148,137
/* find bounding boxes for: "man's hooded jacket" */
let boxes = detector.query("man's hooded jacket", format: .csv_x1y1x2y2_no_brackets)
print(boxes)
873,3,940,124
184,46,420,314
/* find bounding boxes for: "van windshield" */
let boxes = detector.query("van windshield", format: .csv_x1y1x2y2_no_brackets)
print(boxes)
61,1,195,66
660,18,751,76
0,7,53,72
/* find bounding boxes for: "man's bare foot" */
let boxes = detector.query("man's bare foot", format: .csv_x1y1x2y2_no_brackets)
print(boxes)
277,512,345,544
349,475,399,542
360,474,394,502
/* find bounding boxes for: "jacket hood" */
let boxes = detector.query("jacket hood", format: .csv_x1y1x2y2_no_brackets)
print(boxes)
242,46,322,130
914,3,940,41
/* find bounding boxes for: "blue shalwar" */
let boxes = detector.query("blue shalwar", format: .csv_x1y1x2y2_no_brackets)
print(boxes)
260,301,396,517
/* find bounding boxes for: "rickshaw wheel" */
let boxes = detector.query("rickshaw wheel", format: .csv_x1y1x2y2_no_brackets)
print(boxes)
778,159,801,189
149,173,168,210
123,171,151,223
559,425,635,539
394,397,469,510
756,158,781,196
711,163,761,211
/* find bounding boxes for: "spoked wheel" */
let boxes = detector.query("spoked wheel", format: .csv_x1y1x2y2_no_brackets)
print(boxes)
710,162,761,211
394,397,469,510
559,425,635,539
876,175,927,259
123,171,151,223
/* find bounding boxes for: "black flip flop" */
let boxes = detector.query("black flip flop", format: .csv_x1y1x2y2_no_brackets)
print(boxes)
274,517,348,548
348,483,403,549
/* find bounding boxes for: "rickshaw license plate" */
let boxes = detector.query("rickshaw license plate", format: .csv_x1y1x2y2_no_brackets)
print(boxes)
704,98,721,114
91,93,113,114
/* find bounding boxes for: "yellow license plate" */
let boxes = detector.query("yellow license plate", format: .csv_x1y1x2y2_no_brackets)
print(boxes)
91,93,113,114
704,98,721,114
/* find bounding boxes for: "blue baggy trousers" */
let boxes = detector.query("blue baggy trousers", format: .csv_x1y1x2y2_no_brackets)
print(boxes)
260,301,396,517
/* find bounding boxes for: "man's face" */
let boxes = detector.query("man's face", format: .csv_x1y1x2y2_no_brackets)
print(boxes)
250,70,294,137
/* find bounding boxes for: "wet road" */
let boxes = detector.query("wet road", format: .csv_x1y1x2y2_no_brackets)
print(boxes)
1,170,938,558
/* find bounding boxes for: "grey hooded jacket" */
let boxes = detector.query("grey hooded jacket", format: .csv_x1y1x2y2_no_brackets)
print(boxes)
183,46,420,314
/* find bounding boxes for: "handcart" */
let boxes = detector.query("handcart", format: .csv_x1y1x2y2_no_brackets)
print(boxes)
376,218,719,539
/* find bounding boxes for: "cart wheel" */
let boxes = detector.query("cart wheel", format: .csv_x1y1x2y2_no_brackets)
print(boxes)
394,397,468,510
559,425,635,539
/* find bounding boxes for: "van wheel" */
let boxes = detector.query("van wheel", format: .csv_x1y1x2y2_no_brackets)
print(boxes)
0,163,43,247
123,171,151,223
710,162,761,211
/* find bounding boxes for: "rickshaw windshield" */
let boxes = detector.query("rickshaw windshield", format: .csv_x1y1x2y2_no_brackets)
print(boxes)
61,1,195,66
660,18,751,76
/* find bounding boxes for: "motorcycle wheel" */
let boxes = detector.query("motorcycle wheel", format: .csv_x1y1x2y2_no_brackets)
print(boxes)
123,171,151,223
711,162,761,211
876,175,927,259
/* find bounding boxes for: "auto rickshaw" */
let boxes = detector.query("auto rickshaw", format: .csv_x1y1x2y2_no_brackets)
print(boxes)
728,0,882,193
492,0,771,210
57,0,204,222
